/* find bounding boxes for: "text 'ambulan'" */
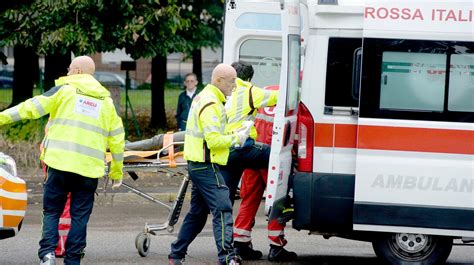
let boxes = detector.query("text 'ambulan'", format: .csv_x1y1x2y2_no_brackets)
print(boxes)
365,7,473,22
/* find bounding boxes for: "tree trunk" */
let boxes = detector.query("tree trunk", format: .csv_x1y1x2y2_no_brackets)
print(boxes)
192,48,202,85
150,54,167,129
44,52,71,91
10,45,37,107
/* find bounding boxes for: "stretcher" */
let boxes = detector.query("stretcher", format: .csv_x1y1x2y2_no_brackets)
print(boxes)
105,133,188,257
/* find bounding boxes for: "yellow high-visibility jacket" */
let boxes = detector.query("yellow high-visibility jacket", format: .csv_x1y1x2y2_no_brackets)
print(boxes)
0,74,124,180
184,84,239,166
225,78,278,139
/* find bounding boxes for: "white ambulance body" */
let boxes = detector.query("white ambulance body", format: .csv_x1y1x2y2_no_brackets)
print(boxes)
224,0,473,264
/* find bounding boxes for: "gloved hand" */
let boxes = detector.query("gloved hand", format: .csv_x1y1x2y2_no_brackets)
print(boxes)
111,179,122,189
234,130,249,147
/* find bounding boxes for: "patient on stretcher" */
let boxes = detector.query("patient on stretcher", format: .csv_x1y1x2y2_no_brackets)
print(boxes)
125,131,184,152
107,131,186,165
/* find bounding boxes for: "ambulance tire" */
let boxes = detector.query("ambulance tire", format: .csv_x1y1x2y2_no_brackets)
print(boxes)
372,233,452,265
136,232,150,257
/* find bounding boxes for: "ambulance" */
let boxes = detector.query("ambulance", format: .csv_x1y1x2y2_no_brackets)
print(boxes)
0,152,27,240
223,0,473,264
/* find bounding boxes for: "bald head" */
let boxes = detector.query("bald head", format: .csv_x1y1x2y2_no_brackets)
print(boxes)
68,56,95,76
211,63,237,96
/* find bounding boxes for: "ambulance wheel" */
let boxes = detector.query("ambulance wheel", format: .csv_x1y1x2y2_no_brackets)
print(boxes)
136,232,151,257
372,233,452,265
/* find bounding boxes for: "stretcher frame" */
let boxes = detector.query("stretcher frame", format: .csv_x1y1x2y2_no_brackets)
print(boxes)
107,139,189,257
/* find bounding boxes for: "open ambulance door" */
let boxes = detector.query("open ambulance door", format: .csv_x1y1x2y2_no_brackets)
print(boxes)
264,0,301,215
223,1,282,88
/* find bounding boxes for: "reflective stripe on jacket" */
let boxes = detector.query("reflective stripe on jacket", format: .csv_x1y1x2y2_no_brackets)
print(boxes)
0,74,125,180
184,84,238,165
225,78,278,140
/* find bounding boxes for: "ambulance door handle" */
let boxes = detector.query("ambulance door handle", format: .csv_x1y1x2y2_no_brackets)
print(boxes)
383,75,388,85
283,121,291,146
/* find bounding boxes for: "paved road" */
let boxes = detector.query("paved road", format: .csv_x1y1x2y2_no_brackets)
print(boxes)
1,191,474,265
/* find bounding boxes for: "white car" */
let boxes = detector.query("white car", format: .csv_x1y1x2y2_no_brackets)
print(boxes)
0,152,27,240
94,71,137,90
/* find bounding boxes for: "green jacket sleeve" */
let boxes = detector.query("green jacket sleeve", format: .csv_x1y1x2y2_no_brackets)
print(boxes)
251,86,279,109
200,104,236,149
107,104,125,180
0,89,60,126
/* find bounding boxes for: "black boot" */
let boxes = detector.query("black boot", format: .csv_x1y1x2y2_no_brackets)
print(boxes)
234,241,263,260
268,245,297,262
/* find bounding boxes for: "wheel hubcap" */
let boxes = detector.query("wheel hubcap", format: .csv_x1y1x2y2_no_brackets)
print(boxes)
396,233,427,253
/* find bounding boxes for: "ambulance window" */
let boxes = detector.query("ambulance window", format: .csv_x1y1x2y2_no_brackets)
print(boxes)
379,52,445,112
285,34,301,116
239,39,282,88
236,13,281,31
448,54,474,112
325,38,362,108
360,38,474,123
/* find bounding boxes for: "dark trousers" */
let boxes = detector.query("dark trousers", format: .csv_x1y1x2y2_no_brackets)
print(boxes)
170,161,235,264
221,142,271,204
38,167,98,265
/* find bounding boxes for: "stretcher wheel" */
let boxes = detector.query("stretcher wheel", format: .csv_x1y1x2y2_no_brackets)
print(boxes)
136,232,151,257
167,226,174,233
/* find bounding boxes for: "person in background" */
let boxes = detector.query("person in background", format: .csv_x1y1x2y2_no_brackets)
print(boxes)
175,73,199,131
0,56,125,265
168,64,247,265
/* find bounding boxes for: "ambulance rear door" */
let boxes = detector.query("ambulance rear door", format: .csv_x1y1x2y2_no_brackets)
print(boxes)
223,0,282,88
265,0,301,214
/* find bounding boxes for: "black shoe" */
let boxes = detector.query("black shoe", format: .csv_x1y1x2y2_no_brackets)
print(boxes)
234,242,263,260
268,245,297,262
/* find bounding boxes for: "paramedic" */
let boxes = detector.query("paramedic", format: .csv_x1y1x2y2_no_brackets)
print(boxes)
168,64,246,265
223,62,295,261
176,73,200,131
221,61,278,205
0,56,125,265
233,86,297,262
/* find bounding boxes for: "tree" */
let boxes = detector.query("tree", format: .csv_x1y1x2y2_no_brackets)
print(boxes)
11,46,37,106
0,0,189,129
0,1,37,107
122,1,189,128
178,0,224,85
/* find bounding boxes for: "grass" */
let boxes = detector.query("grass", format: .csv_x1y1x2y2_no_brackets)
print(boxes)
0,85,184,171
0,86,183,112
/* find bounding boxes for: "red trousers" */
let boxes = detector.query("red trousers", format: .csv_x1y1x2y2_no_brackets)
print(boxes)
233,168,287,246
55,194,71,257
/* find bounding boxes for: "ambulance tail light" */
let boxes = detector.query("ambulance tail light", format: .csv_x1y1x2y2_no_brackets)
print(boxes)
297,102,314,172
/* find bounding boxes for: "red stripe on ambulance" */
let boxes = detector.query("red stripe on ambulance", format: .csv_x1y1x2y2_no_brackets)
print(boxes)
314,123,474,155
